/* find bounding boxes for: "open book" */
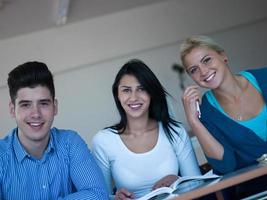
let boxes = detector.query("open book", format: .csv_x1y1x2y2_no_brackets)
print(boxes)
135,170,221,200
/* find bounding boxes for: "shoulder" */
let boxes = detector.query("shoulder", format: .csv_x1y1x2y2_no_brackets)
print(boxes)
246,67,267,75
91,128,121,162
0,130,15,177
243,68,267,97
165,123,194,157
0,137,10,157
92,128,118,148
51,127,81,139
166,123,189,144
246,67,267,84
0,130,16,158
50,127,86,148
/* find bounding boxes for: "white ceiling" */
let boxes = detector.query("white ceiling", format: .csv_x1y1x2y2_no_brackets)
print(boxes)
1,0,267,42
0,0,164,40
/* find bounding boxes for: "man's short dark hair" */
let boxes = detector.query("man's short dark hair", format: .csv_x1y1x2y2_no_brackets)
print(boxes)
7,61,55,103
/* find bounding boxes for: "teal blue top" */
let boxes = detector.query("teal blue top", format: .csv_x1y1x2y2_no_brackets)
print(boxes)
200,67,267,174
206,71,267,141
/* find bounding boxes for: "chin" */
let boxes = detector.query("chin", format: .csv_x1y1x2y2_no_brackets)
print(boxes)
31,134,49,142
127,113,144,119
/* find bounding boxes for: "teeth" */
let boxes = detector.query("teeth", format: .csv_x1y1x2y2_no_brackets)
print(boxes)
205,73,215,82
29,122,42,127
129,104,141,108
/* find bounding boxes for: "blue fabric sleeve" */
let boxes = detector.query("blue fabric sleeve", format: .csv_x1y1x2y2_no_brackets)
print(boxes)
65,132,109,200
0,156,3,199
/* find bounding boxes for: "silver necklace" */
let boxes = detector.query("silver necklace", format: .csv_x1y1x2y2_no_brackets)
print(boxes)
236,114,242,121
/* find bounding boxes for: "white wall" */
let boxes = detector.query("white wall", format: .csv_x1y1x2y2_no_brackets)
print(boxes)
55,19,267,145
1,0,267,146
1,0,267,86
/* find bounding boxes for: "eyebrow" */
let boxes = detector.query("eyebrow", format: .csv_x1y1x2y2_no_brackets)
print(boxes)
18,100,31,105
119,85,142,89
119,85,131,88
39,99,52,103
18,99,52,105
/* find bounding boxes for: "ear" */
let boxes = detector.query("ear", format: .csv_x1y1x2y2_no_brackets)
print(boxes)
220,52,228,63
53,99,58,116
9,101,16,118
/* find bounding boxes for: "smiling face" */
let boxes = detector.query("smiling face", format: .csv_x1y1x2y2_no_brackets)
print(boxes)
9,85,58,147
118,74,151,120
184,47,229,89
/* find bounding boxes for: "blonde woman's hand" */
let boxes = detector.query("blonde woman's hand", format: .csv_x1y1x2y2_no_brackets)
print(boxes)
115,188,134,200
182,85,202,124
152,175,179,190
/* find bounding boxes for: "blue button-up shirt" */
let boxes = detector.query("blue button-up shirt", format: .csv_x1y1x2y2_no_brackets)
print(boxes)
0,127,108,200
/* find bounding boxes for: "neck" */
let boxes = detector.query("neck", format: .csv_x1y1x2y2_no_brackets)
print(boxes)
126,117,156,136
213,75,247,103
18,133,49,159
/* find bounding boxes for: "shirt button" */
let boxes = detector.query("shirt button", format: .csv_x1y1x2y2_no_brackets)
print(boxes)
42,185,46,189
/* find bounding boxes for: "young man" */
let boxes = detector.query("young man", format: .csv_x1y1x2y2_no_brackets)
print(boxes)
0,61,108,200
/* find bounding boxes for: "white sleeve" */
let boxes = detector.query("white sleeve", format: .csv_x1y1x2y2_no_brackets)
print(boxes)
175,125,202,176
91,132,114,195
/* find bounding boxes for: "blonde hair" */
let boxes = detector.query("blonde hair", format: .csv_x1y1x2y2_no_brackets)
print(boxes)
180,35,225,67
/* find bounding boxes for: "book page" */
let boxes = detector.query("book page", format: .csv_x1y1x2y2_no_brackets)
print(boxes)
135,186,173,200
170,170,220,189
135,170,220,200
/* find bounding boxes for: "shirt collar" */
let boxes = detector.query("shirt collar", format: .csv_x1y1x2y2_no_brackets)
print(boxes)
45,133,55,154
13,128,28,162
12,128,56,163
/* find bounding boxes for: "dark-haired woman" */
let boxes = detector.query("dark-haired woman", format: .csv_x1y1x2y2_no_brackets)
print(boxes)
92,59,201,199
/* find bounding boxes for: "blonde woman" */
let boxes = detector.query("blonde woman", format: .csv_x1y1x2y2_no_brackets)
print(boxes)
180,35,267,198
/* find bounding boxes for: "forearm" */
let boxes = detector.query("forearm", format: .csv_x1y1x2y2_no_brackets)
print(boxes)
59,189,108,200
69,134,109,199
189,119,237,173
189,119,224,160
182,86,223,159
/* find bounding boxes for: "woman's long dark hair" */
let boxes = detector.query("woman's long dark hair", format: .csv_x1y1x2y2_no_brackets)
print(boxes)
108,59,180,141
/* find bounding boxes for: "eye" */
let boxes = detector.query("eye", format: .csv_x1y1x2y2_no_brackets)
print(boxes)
39,100,52,107
137,86,145,92
20,103,31,108
202,57,211,64
188,67,198,75
122,88,131,93
40,102,49,106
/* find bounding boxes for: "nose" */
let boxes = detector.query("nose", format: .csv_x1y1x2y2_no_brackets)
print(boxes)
129,91,138,100
199,64,209,76
31,105,41,118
